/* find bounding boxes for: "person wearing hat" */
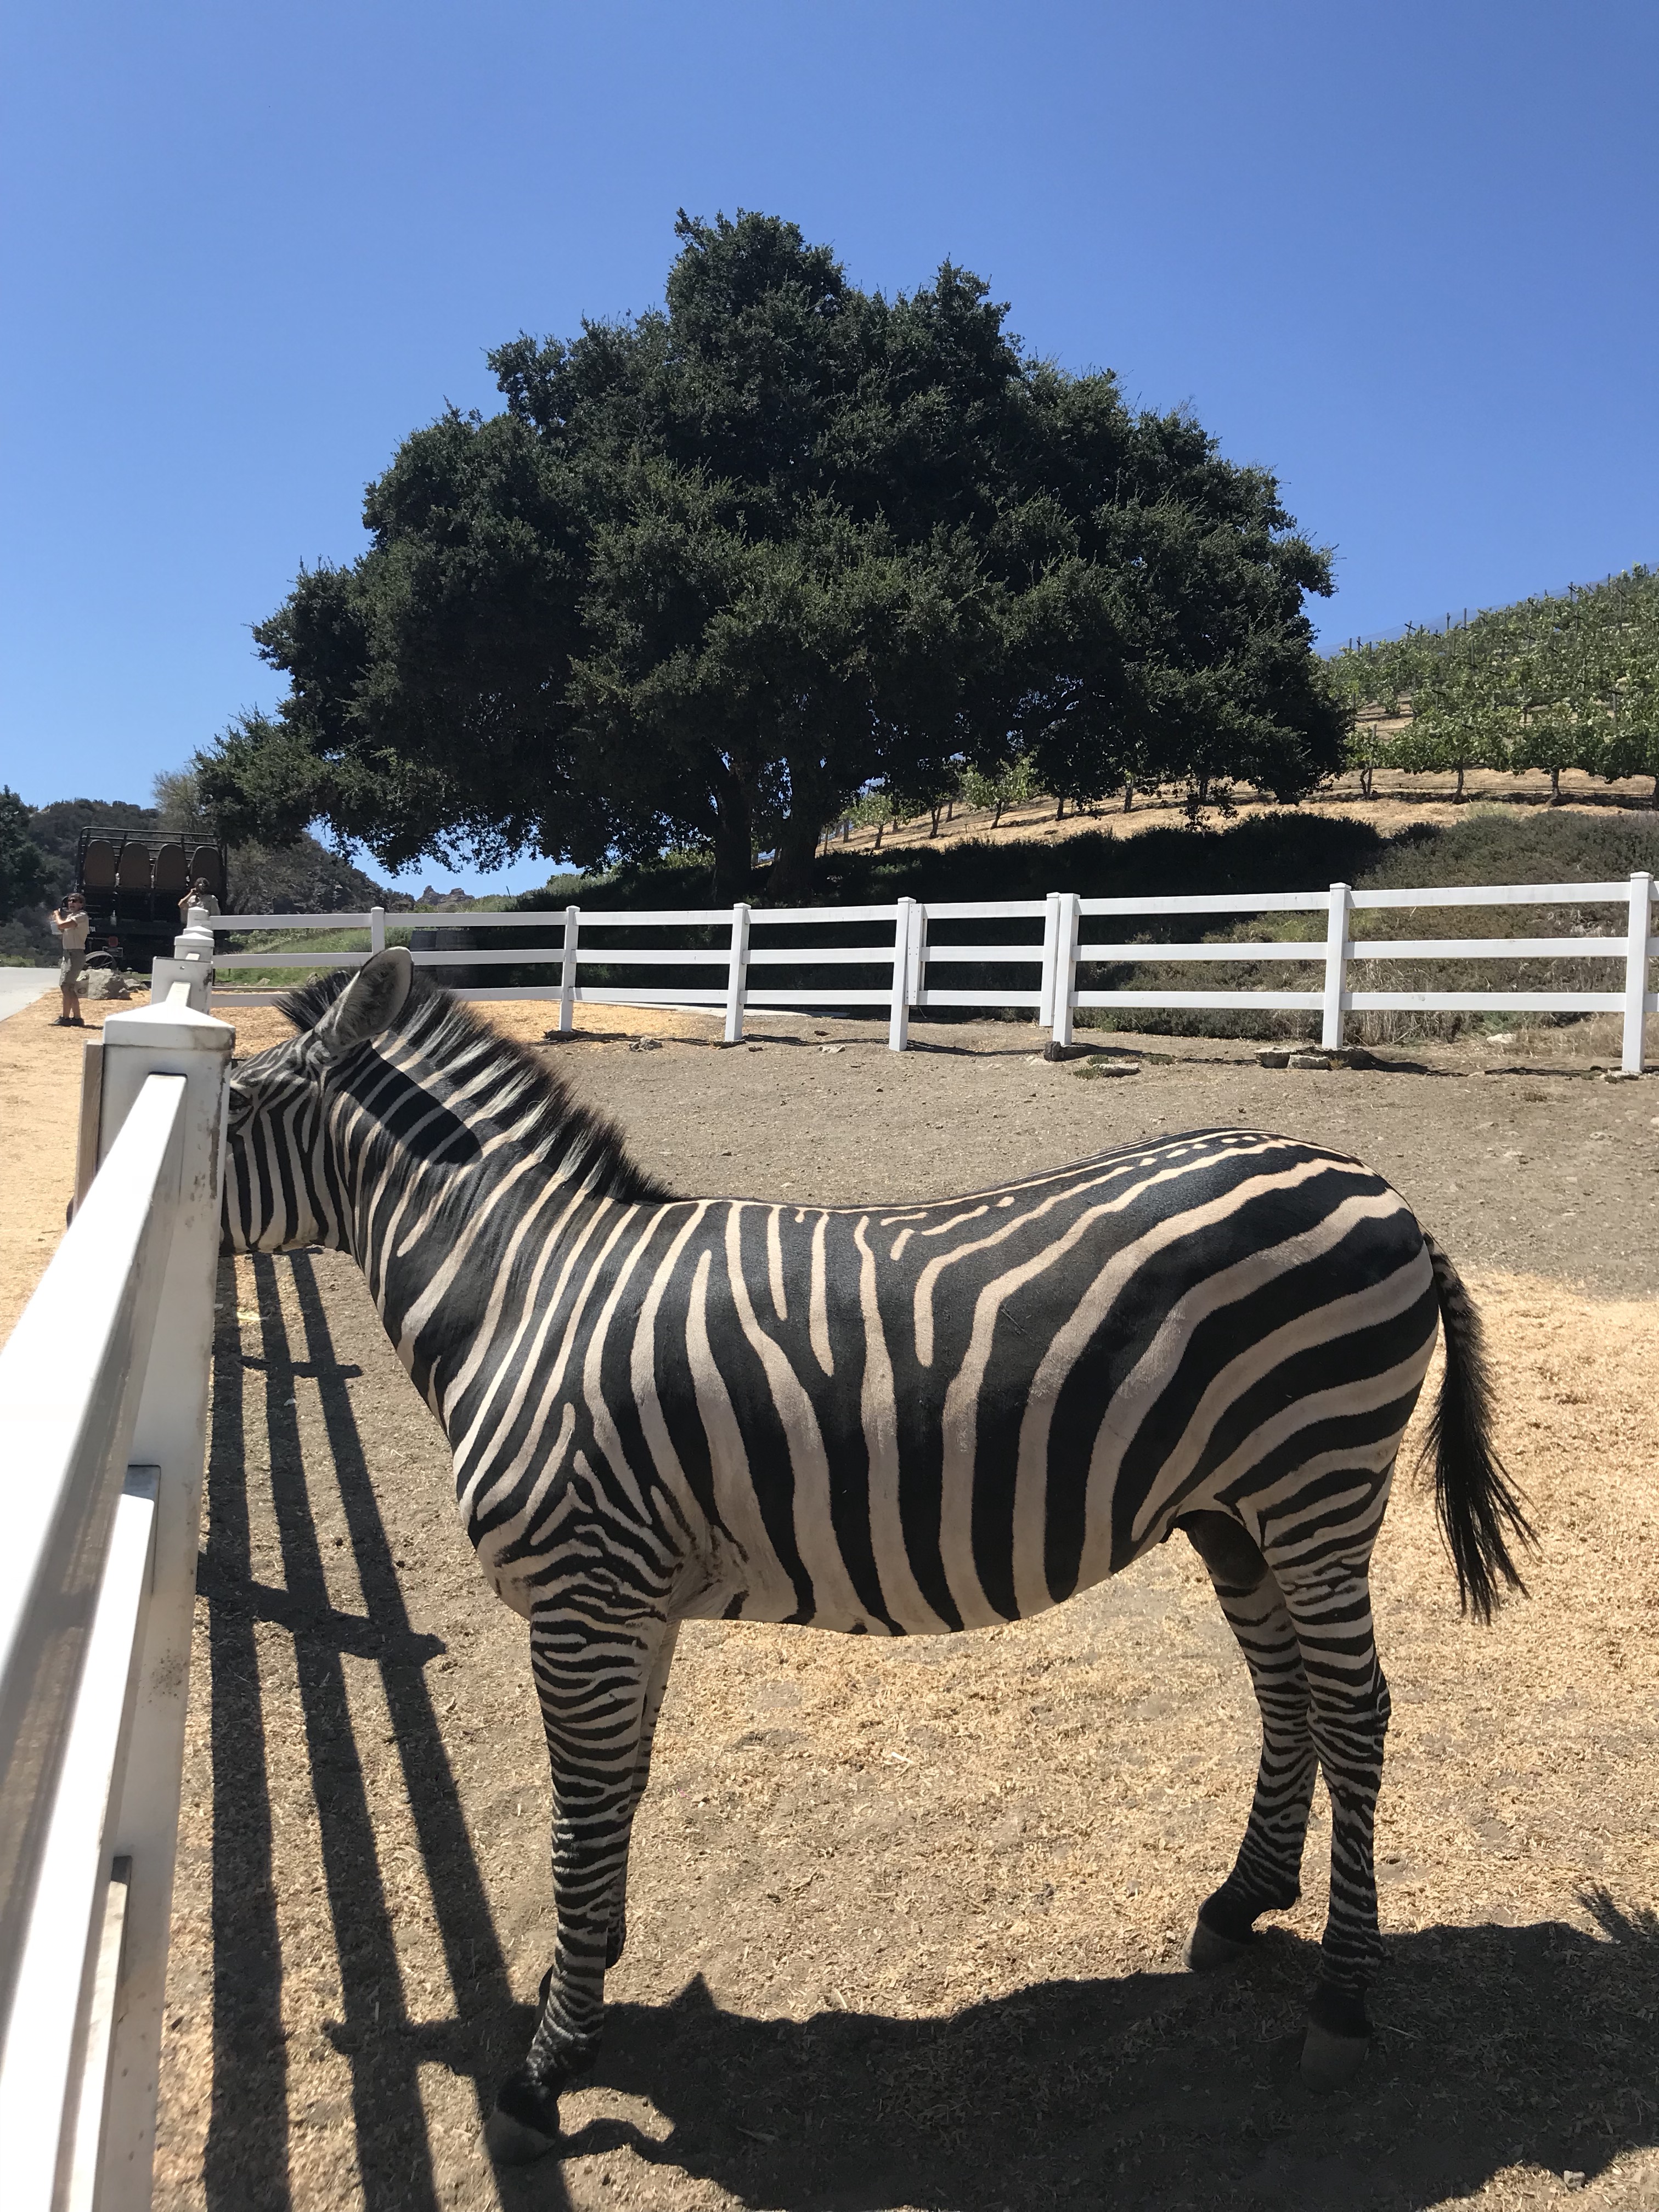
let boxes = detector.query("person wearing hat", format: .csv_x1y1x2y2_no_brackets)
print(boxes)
49,891,91,1026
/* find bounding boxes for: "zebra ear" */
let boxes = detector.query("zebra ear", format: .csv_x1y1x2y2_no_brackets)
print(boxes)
316,947,413,1056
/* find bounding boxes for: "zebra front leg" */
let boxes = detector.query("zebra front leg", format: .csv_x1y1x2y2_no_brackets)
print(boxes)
484,1602,671,2165
1270,1550,1391,2092
605,1619,680,1970
1180,1513,1317,1970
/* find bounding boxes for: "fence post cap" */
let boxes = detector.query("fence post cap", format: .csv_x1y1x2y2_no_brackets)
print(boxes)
176,909,216,958
103,999,234,1055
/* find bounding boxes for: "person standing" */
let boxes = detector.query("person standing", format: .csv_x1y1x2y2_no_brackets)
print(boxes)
178,875,221,927
49,890,90,1026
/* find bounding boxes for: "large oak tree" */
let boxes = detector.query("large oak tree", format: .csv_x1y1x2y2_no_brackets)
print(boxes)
204,212,1343,902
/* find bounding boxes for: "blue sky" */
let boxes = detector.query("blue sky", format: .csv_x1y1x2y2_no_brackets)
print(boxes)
3,1,1655,894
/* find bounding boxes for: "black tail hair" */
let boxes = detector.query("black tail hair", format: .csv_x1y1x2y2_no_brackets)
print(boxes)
1417,1233,1534,1622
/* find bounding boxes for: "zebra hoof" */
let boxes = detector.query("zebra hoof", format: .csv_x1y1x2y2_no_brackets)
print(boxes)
484,2074,561,2164
1186,1916,1250,1973
1299,2022,1369,2093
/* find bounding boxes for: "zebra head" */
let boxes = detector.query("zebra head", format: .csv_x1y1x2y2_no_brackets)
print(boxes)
221,947,414,1253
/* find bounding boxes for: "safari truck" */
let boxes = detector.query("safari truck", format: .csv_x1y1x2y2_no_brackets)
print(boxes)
72,826,227,970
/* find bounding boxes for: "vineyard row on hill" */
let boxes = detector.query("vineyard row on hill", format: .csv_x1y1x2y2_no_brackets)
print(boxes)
1327,565,1659,799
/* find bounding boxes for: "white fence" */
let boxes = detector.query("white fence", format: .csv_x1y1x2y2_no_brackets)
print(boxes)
0,975,232,2210
212,871,1659,1071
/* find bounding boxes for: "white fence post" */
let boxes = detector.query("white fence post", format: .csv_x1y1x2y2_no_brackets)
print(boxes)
557,906,580,1036
92,991,232,2211
1321,882,1352,1052
723,904,751,1045
889,898,915,1052
73,1038,105,1215
1038,892,1060,1034
907,902,928,1007
1049,892,1081,1052
1622,871,1652,1076
370,904,386,955
145,907,216,1014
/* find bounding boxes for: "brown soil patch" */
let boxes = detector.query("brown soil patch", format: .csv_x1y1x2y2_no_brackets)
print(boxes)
0,985,153,1341
217,998,721,1060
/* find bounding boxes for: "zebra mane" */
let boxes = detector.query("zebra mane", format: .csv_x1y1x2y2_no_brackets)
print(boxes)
278,967,669,1204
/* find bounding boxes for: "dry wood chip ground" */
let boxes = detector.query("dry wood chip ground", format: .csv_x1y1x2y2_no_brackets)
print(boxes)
3,995,1657,2210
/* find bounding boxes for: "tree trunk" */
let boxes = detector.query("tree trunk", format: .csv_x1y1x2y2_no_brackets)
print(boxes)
711,781,754,907
1122,780,1135,813
992,798,1004,829
1549,766,1561,804
1359,766,1373,799
929,804,941,838
1054,795,1065,822
1454,764,1465,801
765,814,825,905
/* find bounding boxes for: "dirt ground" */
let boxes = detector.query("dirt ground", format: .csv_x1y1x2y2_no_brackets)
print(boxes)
0,984,155,1339
4,996,1658,2209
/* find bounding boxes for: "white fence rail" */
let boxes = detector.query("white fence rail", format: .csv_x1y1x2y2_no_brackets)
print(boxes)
0,975,232,2210
212,872,1658,1070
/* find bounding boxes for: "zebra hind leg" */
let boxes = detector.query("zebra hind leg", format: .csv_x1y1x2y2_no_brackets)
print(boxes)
484,1604,670,2166
1268,1545,1392,2093
1180,1512,1317,1971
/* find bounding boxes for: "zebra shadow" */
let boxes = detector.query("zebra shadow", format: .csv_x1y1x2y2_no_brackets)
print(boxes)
495,1895,1659,2212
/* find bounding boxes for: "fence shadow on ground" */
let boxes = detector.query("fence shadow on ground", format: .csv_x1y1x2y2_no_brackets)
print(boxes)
199,1251,517,2212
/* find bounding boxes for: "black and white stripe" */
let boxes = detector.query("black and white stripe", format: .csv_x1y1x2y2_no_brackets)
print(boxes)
222,950,1528,2152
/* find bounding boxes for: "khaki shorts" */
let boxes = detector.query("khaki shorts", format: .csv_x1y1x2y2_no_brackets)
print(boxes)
59,951,86,989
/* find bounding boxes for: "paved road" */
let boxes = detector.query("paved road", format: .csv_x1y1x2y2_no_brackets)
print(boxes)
0,969,58,1023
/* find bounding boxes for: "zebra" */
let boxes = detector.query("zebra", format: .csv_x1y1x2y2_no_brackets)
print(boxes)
219,948,1531,2162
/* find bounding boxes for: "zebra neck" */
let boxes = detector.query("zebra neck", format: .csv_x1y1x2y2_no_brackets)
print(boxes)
330,1098,622,1433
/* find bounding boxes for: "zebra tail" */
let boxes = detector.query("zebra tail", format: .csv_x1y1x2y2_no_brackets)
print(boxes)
1417,1232,1535,1623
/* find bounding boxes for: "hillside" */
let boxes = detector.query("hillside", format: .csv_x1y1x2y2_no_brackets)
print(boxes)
1327,563,1659,798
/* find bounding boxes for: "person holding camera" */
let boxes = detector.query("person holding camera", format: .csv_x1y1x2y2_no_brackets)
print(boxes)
49,890,90,1026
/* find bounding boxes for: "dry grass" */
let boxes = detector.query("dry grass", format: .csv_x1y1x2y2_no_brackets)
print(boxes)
153,1255,1659,2212
829,768,1657,863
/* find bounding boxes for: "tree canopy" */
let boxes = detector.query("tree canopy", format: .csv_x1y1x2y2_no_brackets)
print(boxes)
203,210,1344,902
0,788,47,925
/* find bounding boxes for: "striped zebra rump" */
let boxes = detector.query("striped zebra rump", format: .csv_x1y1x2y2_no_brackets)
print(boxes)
453,1129,1440,1638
